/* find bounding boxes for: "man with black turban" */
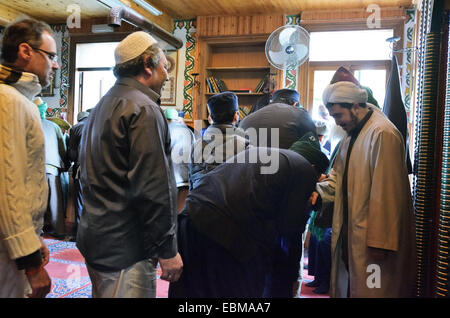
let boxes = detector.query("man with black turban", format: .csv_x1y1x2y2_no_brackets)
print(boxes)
189,91,250,190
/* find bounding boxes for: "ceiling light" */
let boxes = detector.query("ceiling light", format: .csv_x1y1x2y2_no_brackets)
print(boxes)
132,0,162,16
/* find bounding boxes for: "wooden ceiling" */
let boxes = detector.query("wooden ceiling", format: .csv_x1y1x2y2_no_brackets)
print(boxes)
0,0,415,29
150,0,415,19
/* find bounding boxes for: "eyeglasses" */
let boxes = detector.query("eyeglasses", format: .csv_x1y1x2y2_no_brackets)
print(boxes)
31,47,58,63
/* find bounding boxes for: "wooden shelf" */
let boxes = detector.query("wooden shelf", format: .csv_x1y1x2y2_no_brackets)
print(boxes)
191,15,285,120
194,33,283,120
205,92,265,96
206,66,270,72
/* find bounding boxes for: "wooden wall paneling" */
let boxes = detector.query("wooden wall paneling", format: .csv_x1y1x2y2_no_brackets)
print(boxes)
212,15,218,36
193,15,285,121
197,14,284,37
251,15,262,34
148,0,414,19
238,16,250,35
228,16,238,36
218,16,226,36
194,38,210,120
301,7,407,32
393,21,405,76
209,44,267,67
298,60,310,111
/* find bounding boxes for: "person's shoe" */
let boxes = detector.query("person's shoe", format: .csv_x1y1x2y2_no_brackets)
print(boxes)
313,285,329,294
305,280,320,287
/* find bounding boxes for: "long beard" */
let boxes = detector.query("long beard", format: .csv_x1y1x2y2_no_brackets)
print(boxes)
346,112,359,134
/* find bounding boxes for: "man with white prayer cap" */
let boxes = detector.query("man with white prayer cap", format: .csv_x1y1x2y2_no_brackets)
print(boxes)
311,80,416,297
77,31,182,297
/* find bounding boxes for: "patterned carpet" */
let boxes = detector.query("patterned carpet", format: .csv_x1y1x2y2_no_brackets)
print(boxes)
44,238,328,298
44,238,169,298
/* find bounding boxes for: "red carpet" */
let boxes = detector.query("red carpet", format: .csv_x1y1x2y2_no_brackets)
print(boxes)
44,238,168,298
300,267,330,298
44,238,327,298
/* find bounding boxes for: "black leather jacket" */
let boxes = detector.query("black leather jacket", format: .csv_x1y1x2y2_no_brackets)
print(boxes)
67,118,86,179
77,77,178,272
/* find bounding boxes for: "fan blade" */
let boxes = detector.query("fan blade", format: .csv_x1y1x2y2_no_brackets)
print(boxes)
292,44,308,60
268,49,288,67
278,27,296,47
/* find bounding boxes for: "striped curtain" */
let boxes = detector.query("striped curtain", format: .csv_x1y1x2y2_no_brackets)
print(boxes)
413,0,445,298
437,12,450,298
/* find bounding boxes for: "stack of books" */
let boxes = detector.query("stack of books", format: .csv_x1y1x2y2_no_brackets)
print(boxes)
206,77,228,93
206,74,269,94
254,75,269,93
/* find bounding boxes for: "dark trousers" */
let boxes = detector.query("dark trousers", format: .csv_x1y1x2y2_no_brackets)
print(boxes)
315,228,331,289
44,173,66,236
169,214,268,298
308,233,318,276
263,235,302,298
74,178,84,222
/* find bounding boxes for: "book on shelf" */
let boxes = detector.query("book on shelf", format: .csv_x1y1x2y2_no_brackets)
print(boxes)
206,76,229,93
206,77,219,93
215,78,228,92
254,75,269,93
206,78,214,93
229,89,253,93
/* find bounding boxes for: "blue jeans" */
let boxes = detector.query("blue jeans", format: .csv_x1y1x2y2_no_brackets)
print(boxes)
86,259,157,298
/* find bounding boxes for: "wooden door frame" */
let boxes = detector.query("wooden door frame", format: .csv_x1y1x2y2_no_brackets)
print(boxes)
67,33,130,125
306,60,391,112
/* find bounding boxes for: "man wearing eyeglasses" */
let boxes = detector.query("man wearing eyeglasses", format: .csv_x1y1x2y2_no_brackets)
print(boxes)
0,18,59,298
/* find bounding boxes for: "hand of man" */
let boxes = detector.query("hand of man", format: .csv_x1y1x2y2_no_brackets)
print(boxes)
158,253,183,283
39,237,50,266
309,191,319,207
26,267,52,298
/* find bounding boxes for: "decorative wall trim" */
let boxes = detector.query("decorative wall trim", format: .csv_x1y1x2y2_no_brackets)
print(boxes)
45,24,69,120
284,14,301,90
402,8,416,123
174,19,197,119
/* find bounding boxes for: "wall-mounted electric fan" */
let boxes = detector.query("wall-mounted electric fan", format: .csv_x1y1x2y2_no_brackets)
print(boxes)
265,25,310,70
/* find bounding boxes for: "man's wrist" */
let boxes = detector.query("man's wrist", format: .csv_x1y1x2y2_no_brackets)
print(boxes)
25,264,44,276
15,249,42,270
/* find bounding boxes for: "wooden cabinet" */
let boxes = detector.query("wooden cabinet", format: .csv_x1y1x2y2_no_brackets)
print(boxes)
192,15,284,122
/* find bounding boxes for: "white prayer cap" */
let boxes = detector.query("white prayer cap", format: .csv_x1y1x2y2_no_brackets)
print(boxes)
322,81,368,106
114,31,157,65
